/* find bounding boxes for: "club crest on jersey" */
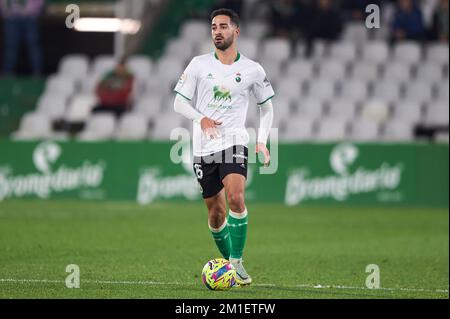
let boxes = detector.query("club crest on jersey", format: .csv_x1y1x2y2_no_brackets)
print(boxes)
206,73,214,80
213,85,232,102
235,73,242,83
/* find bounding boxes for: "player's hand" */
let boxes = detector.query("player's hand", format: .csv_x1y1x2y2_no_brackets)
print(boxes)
256,142,270,167
200,117,222,139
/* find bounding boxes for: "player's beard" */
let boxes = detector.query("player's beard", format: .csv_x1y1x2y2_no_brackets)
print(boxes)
214,35,234,51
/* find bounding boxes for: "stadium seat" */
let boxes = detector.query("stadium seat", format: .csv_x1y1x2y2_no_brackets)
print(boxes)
261,38,291,63
317,60,347,82
165,38,195,60
351,63,380,82
12,112,52,140
361,41,390,65
64,94,97,123
36,94,68,120
311,40,329,59
435,132,449,144
329,42,358,64
307,79,336,101
275,79,302,103
341,22,369,44
45,75,76,97
126,56,153,80
393,41,422,66
295,97,325,120
427,43,449,65
404,81,434,105
281,117,315,141
425,102,450,126
382,121,414,141
285,58,315,80
391,101,424,125
92,55,116,78
315,119,348,141
436,80,449,102
150,112,184,140
58,54,89,83
326,99,357,120
116,113,148,140
133,95,163,120
372,81,402,103
238,37,259,60
180,20,210,44
415,62,445,83
77,113,116,141
339,79,369,102
382,61,411,83
349,119,380,141
243,20,269,39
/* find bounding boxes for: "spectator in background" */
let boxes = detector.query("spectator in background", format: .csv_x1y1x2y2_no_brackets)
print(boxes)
93,58,135,118
211,0,243,17
430,0,449,42
268,0,301,38
0,0,45,76
391,0,426,41
304,0,343,48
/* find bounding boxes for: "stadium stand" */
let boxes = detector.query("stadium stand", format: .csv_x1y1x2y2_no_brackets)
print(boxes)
11,1,449,144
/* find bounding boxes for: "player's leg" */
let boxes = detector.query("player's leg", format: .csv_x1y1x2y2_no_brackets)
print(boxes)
222,173,252,285
204,189,231,259
194,158,231,260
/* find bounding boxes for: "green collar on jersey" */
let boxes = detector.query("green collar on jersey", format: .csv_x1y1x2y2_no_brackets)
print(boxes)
214,52,240,63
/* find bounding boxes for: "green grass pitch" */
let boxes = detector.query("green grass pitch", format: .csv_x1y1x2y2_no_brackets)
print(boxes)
0,200,448,299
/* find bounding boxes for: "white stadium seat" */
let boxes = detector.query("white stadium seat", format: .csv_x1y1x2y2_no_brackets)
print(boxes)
261,38,291,63
12,112,52,140
349,119,380,141
281,117,315,141
339,79,369,102
327,99,357,120
382,121,415,141
36,94,68,120
362,41,390,65
315,119,348,141
404,81,434,104
116,113,148,140
64,94,97,123
77,113,116,141
393,42,422,65
391,101,424,125
427,43,449,65
382,61,411,83
425,102,450,126
329,42,358,64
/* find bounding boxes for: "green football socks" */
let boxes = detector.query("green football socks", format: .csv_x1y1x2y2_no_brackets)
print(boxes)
209,220,231,260
227,208,248,259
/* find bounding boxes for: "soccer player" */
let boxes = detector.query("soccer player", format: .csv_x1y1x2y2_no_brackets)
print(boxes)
173,8,274,286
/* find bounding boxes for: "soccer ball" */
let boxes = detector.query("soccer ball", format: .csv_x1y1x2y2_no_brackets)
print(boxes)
202,258,236,291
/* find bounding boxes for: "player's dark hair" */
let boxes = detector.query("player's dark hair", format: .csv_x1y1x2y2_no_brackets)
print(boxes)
210,8,240,28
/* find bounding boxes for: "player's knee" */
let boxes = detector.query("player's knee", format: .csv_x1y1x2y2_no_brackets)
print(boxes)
208,208,226,228
227,191,245,213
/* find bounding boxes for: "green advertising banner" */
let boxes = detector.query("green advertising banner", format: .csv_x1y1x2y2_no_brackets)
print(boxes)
0,140,448,207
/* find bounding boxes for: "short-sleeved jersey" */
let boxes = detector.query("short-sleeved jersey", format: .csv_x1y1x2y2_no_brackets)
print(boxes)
174,52,275,157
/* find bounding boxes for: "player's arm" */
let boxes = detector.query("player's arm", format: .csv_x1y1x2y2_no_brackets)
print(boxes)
173,94,222,138
256,99,273,166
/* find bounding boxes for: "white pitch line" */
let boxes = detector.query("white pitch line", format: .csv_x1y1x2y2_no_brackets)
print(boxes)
0,278,448,294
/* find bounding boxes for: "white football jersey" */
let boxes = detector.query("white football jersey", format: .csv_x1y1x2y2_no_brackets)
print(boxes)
174,52,275,157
